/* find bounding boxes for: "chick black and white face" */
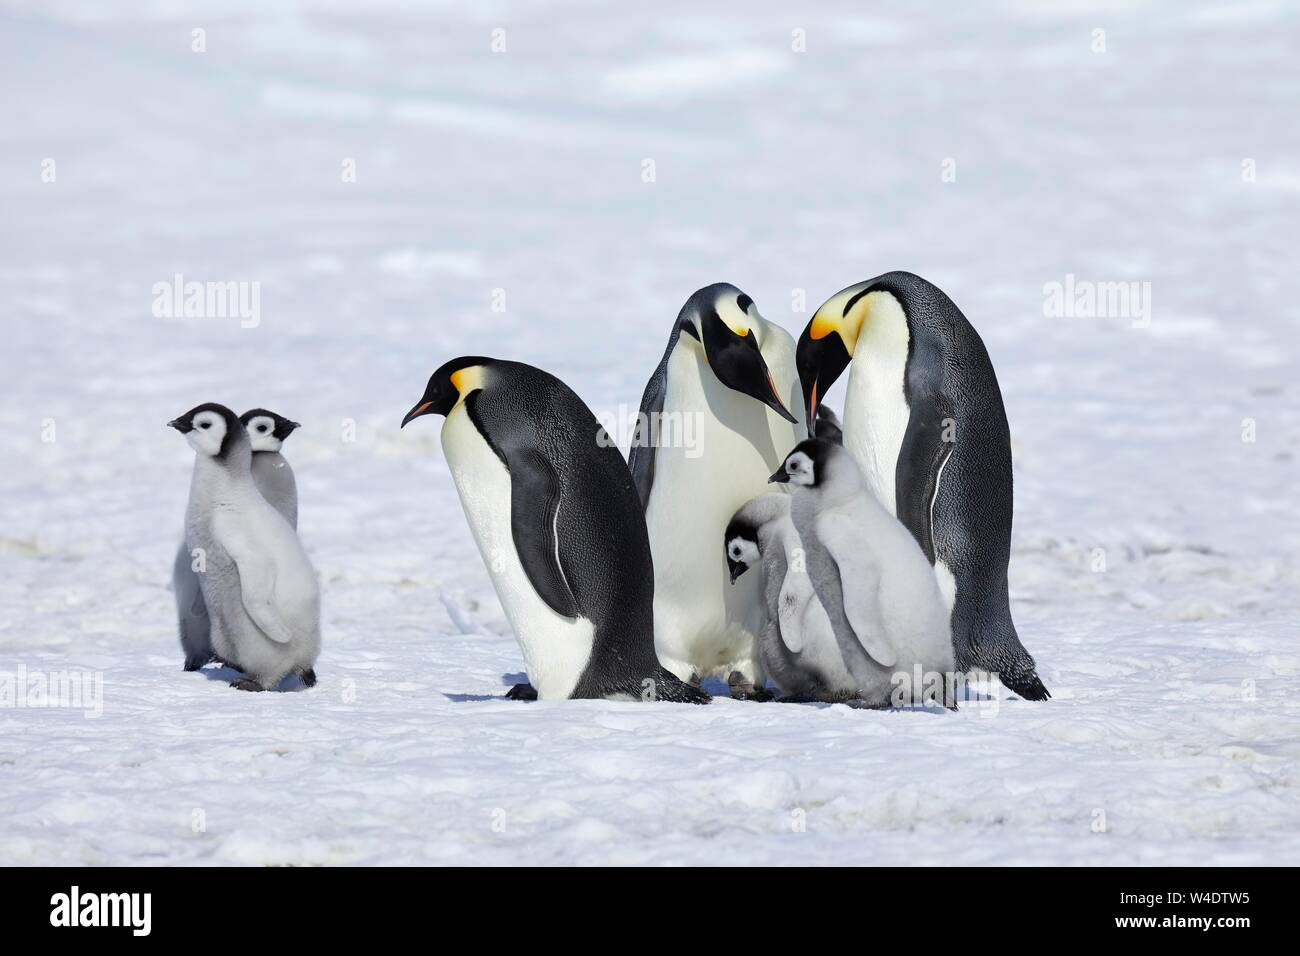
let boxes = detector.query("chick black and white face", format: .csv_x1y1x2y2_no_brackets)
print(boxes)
726,534,761,580
240,410,299,453
178,409,228,456
779,450,816,486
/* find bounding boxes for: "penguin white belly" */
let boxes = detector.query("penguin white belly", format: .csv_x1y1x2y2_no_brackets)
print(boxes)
843,348,910,517
647,342,798,683
441,404,594,700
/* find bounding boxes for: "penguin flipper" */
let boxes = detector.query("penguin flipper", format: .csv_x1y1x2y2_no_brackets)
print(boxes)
628,354,669,509
507,448,580,619
214,514,296,645
895,402,955,564
817,516,897,669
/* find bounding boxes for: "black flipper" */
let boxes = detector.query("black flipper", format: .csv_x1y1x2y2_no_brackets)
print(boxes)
895,399,954,564
629,314,696,509
507,449,580,619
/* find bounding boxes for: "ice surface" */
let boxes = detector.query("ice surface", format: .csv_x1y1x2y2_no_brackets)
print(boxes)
1,0,1298,865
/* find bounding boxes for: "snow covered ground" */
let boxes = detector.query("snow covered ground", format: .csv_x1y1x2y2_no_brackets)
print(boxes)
2,0,1299,865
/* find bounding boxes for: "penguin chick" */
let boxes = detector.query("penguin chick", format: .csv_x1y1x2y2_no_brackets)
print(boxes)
772,438,955,708
725,494,855,701
240,408,301,528
169,403,320,690
173,407,301,671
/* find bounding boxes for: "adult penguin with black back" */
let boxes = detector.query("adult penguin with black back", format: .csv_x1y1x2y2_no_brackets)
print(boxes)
796,272,1049,700
402,356,709,704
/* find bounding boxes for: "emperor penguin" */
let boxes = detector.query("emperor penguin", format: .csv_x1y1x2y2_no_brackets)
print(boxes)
401,356,710,704
770,438,955,708
795,272,1049,700
169,403,320,690
628,284,803,698
173,408,301,670
724,494,853,701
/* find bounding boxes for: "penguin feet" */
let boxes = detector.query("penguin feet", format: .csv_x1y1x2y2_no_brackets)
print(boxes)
1000,667,1051,701
506,682,538,701
727,671,774,702
183,655,212,672
230,678,265,692
298,668,317,688
777,694,825,704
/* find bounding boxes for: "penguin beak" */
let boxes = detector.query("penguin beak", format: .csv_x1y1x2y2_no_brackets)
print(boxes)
728,560,747,584
759,368,799,424
768,465,791,484
796,319,853,439
401,400,435,429
286,421,301,433
167,418,192,434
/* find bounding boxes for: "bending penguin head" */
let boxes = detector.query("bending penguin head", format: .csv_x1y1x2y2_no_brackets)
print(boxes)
723,514,762,584
168,402,243,458
682,284,797,423
401,356,494,427
240,408,300,453
796,278,911,435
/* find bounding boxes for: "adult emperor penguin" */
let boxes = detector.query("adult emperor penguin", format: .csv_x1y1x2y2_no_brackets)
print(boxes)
173,408,301,670
796,272,1049,700
401,356,709,704
628,284,803,698
771,438,956,708
724,494,852,701
169,403,320,690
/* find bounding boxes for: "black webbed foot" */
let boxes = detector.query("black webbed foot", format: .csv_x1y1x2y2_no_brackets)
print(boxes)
230,678,265,692
299,668,317,688
506,682,538,701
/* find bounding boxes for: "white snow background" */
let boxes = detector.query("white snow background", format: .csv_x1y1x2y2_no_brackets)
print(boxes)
1,0,1298,865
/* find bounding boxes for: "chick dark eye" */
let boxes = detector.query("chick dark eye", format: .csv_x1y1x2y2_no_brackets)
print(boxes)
200,422,211,430
258,425,268,432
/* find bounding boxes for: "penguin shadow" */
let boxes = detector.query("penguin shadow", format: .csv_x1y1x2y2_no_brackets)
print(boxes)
442,672,530,703
198,664,312,692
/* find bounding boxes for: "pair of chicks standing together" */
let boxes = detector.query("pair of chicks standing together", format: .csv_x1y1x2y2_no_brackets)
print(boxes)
170,407,319,690
399,271,1050,707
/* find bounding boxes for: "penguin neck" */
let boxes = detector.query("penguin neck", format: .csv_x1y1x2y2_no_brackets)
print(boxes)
190,436,256,501
814,460,866,508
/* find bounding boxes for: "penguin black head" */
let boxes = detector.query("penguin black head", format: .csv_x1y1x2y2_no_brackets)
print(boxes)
796,280,910,436
240,408,300,453
723,514,762,584
168,402,242,458
769,437,838,488
684,285,797,424
401,356,494,427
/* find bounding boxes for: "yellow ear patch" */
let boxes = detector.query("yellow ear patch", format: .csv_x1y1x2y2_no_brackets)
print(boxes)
717,300,751,337
809,288,875,355
450,365,486,406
